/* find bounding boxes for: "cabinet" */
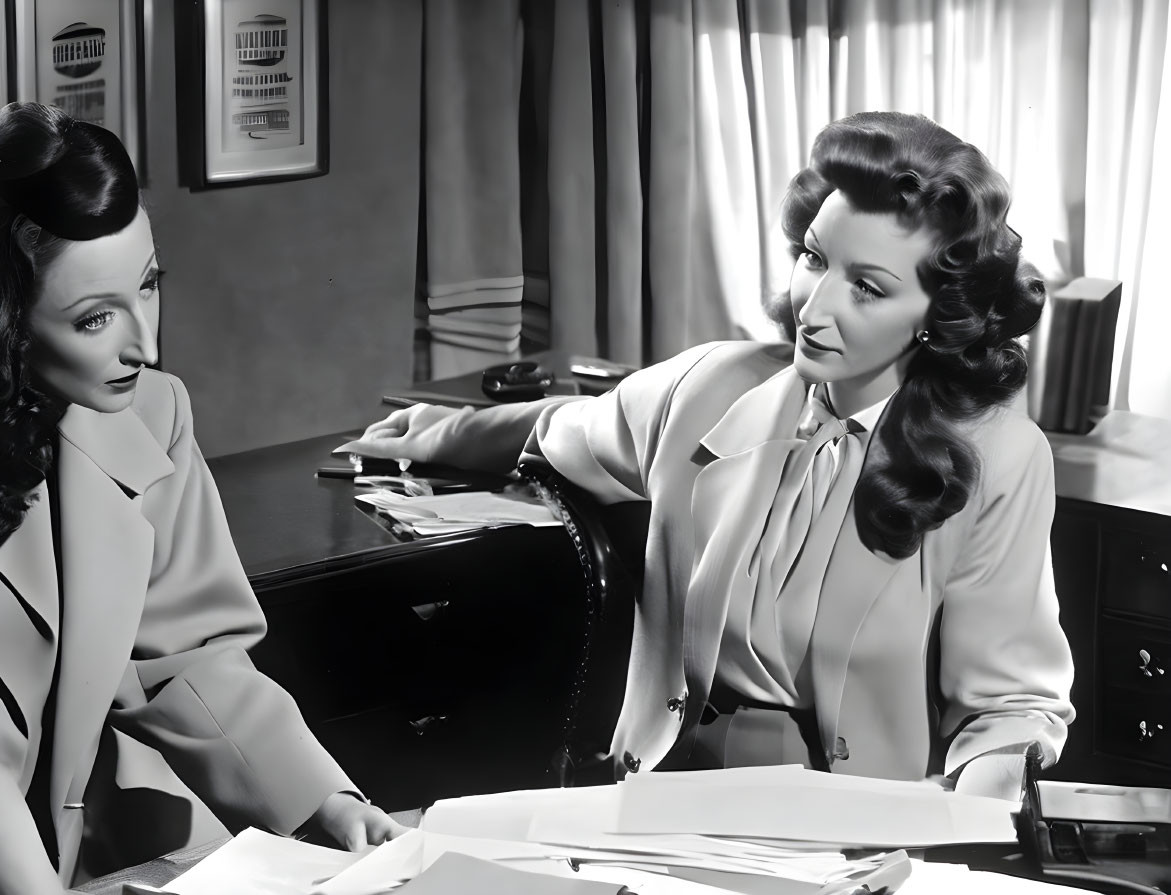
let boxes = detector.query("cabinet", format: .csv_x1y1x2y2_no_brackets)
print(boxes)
1044,412,1171,787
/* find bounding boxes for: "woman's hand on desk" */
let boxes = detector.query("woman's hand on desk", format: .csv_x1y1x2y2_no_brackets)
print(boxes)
341,396,581,474
339,404,469,465
309,792,410,850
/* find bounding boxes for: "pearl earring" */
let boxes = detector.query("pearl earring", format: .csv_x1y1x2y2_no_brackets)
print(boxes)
915,330,931,344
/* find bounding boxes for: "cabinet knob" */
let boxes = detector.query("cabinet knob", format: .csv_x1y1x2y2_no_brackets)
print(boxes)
1138,719,1165,742
1138,648,1165,678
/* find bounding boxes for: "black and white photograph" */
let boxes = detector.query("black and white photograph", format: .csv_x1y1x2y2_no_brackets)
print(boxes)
195,0,328,185
0,2,1169,893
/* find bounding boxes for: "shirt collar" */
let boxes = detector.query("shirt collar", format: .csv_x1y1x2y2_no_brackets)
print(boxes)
801,382,894,436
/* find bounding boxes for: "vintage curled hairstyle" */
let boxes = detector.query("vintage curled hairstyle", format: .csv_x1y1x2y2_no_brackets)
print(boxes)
779,111,1045,559
0,101,139,539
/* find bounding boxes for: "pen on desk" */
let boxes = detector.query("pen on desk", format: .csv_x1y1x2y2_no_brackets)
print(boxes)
381,395,421,409
316,466,360,480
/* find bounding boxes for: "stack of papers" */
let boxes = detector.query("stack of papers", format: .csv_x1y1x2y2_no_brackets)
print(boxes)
355,485,561,536
132,767,1092,895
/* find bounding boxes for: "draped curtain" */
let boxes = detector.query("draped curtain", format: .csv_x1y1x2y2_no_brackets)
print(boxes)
423,1,1171,417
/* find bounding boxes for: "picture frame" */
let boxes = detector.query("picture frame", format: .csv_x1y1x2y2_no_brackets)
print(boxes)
9,0,146,179
186,0,328,188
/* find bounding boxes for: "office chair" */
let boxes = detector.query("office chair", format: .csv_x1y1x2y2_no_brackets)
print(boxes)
518,460,649,787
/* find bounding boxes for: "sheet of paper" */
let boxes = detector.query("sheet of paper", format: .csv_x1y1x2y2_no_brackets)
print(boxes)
163,828,362,895
355,488,560,535
900,859,1089,894
614,768,1018,846
394,851,623,894
422,783,615,842
1037,779,1171,823
313,828,425,895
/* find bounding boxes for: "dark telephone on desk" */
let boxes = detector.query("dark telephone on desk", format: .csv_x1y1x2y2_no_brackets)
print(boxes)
481,361,555,402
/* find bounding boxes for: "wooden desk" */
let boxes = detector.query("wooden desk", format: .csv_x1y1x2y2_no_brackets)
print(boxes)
1045,411,1171,788
206,432,588,812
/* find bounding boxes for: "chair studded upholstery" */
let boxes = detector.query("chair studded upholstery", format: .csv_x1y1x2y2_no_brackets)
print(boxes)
519,461,649,787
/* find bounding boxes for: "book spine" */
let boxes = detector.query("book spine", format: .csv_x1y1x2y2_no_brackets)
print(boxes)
1061,300,1100,434
1036,296,1076,431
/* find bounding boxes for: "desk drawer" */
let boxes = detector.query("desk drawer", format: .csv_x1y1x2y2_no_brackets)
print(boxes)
1101,527,1171,621
1096,688,1171,767
1100,617,1171,694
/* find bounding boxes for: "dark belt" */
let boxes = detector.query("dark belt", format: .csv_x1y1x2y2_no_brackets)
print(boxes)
662,700,829,772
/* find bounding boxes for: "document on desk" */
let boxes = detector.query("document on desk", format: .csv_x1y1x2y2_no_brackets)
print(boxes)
900,859,1091,894
423,766,1017,848
355,487,561,536
144,827,362,894
614,766,1018,846
388,851,623,895
420,782,909,891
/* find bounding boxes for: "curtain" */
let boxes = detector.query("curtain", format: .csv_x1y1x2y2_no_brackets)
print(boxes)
420,0,525,379
1086,0,1171,416
427,1,1171,417
528,0,1092,362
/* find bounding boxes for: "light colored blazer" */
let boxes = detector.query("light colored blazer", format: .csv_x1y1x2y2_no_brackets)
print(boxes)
523,340,1075,782
0,370,355,884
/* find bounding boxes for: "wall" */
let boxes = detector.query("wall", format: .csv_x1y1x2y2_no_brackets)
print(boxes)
145,0,421,457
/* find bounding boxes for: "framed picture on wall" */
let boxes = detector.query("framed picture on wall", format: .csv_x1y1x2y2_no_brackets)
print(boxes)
10,0,146,178
188,0,328,188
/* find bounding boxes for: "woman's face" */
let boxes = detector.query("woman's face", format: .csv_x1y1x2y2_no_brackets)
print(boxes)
26,207,161,413
790,190,934,408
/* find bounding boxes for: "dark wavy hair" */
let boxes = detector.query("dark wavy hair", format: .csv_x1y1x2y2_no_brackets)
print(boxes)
0,102,140,540
775,111,1045,559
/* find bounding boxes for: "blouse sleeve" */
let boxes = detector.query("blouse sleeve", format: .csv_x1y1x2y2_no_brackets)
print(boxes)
107,375,357,836
520,343,723,503
936,415,1076,776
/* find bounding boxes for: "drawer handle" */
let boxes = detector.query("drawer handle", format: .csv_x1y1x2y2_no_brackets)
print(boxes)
1139,649,1166,678
1139,720,1165,742
409,713,448,735
1138,549,1170,574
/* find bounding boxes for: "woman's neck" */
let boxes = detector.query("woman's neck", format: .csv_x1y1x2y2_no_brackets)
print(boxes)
826,366,903,419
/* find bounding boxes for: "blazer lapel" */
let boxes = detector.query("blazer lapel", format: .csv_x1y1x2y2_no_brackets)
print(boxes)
0,483,59,643
679,368,809,730
48,404,172,818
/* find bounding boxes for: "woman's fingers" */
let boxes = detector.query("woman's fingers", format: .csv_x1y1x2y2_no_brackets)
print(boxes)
363,409,413,438
335,436,408,460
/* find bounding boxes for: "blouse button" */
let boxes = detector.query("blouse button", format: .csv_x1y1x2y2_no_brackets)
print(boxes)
623,751,642,773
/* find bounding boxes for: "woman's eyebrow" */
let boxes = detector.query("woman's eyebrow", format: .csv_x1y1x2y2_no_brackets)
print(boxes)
61,292,116,311
854,262,902,282
139,254,159,280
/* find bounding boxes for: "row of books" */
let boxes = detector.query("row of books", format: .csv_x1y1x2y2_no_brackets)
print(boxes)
423,274,551,379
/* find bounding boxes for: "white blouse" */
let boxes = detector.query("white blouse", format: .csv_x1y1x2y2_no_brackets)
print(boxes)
710,382,892,712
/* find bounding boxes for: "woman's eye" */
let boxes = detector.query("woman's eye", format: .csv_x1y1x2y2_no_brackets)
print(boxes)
75,310,115,332
852,279,884,301
140,270,165,296
802,250,824,270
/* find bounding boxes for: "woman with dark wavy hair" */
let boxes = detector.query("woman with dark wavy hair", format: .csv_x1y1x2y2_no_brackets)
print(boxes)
348,110,1074,793
0,102,402,895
